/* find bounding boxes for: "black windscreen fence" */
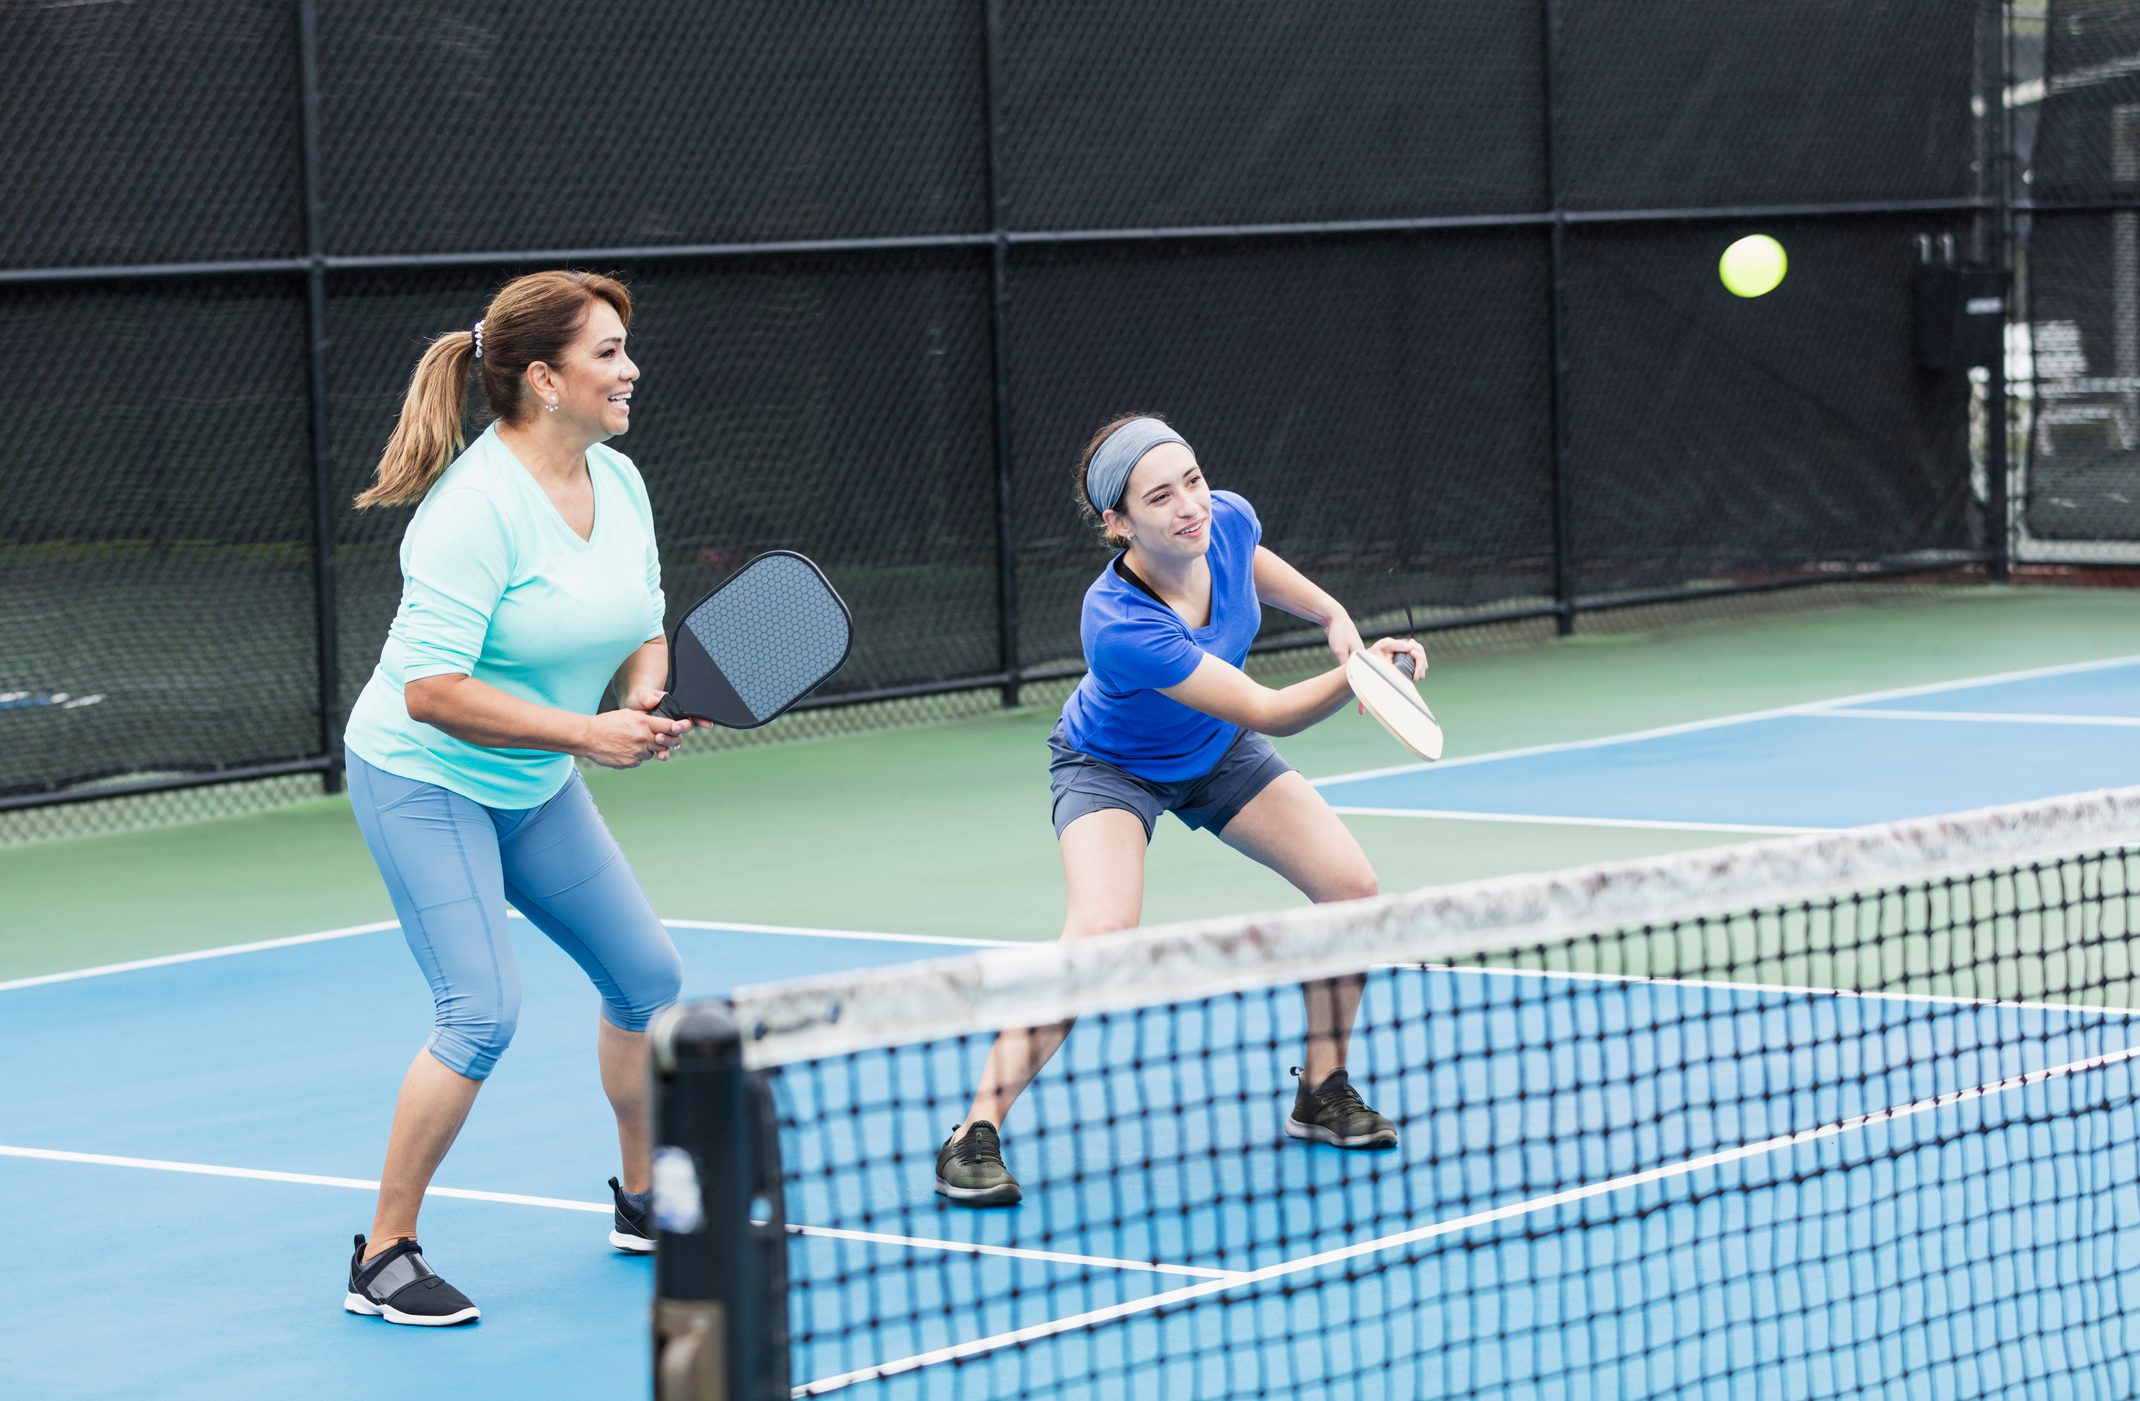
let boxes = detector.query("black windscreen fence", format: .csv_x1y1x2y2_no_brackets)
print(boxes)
2,0,2007,808
2023,0,2140,552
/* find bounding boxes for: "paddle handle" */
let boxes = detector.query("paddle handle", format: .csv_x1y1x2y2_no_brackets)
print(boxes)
1395,653,1416,681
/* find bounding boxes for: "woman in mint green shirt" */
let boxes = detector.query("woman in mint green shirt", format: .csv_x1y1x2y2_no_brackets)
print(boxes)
339,271,689,1327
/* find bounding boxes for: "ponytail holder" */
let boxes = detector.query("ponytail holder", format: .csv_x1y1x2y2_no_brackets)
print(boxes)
471,320,485,361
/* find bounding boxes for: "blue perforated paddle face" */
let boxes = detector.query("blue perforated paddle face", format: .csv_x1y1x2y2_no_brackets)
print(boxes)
679,553,851,724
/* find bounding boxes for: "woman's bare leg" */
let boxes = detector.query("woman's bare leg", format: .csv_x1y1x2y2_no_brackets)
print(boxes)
956,809,1149,1133
1215,772,1379,1084
598,1016,653,1193
365,1050,483,1259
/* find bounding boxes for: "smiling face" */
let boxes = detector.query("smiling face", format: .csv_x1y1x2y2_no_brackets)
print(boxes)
1104,442,1211,563
533,298,638,439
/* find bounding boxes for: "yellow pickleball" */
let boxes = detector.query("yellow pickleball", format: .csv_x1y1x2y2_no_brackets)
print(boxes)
1719,235,1787,298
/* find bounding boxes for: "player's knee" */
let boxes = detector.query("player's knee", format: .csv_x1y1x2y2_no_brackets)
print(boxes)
608,942,684,1031
434,996,520,1079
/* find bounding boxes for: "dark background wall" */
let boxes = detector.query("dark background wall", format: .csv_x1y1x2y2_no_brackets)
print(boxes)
0,0,1994,801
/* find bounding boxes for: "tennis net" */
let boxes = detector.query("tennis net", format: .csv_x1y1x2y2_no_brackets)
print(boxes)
652,786,2140,1399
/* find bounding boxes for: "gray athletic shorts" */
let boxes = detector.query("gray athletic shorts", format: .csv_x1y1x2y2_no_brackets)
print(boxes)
1048,720,1294,841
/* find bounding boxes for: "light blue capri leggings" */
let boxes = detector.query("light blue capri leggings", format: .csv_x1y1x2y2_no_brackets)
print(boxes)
345,752,683,1080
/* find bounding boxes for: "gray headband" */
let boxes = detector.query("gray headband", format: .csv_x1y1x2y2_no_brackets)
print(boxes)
1085,418,1189,515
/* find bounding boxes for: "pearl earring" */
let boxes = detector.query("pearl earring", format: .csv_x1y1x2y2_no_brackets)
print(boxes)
546,398,559,413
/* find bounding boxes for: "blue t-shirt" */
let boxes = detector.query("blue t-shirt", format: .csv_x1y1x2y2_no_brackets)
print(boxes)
1059,489,1264,781
343,424,667,809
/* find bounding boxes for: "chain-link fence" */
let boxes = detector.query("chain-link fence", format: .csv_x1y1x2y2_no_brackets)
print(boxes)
2017,0,2140,560
1,0,2006,829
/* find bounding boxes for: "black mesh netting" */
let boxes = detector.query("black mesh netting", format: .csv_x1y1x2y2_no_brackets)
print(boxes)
0,278,321,801
0,1,303,269
993,1,1544,229
1556,0,1976,210
1,0,2005,828
2031,0,2140,204
1563,217,1980,594
317,1,988,254
2022,1,2140,549
1002,232,1557,674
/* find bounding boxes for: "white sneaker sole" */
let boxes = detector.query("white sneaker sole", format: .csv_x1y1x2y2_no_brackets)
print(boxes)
609,1229,656,1253
1284,1115,1399,1150
934,1177,1022,1206
344,1291,480,1326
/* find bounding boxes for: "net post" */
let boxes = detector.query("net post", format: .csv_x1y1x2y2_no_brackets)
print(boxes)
651,1000,788,1401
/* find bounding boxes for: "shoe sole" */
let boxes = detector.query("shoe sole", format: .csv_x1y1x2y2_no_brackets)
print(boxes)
344,1292,480,1326
934,1177,1022,1206
610,1229,656,1253
1284,1115,1399,1150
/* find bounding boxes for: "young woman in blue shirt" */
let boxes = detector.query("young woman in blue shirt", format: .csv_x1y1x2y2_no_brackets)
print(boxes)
936,415,1425,1205
339,271,689,1323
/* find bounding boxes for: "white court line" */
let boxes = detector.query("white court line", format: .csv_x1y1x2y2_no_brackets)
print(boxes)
1311,652,2140,788
788,1224,1240,1281
0,916,1011,995
1394,960,2140,1022
0,1146,606,1210
0,920,402,993
796,1035,2140,1395
0,1145,1228,1281
662,919,1019,949
1327,807,1825,835
1817,707,2140,728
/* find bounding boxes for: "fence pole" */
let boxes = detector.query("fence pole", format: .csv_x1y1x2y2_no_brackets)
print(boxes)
1541,0,1576,633
982,0,1021,704
1987,0,2013,582
296,0,343,789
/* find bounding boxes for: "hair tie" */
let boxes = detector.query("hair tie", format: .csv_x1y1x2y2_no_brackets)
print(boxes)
471,320,485,361
1085,418,1189,515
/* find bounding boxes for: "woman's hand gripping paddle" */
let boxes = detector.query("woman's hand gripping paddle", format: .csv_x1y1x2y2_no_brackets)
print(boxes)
1344,646,1443,761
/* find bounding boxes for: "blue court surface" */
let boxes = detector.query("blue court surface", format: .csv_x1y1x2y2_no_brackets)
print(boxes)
7,656,2140,1399
1317,656,2140,833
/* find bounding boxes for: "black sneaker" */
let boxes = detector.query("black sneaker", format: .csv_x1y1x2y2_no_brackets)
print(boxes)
934,1120,1021,1205
609,1176,655,1253
344,1235,480,1326
1284,1067,1399,1149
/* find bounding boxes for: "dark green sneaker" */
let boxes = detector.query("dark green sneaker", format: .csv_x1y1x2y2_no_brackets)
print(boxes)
1284,1068,1399,1149
934,1120,1022,1205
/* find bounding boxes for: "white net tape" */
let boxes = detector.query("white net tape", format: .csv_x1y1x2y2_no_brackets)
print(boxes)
709,785,2140,1068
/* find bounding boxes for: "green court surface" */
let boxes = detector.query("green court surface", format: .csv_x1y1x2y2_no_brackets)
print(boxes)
5,585,2137,983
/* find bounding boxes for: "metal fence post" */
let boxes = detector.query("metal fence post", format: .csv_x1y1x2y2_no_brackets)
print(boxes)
1541,0,1577,633
1987,0,2013,582
983,0,1021,704
297,0,343,790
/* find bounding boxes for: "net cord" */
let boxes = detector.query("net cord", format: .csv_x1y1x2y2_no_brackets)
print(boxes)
705,784,2140,1068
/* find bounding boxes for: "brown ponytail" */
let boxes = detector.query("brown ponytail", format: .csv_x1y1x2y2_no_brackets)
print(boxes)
355,330,476,509
355,269,634,509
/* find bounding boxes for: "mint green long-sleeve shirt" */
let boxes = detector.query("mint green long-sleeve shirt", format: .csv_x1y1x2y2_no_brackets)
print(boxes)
344,425,666,809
